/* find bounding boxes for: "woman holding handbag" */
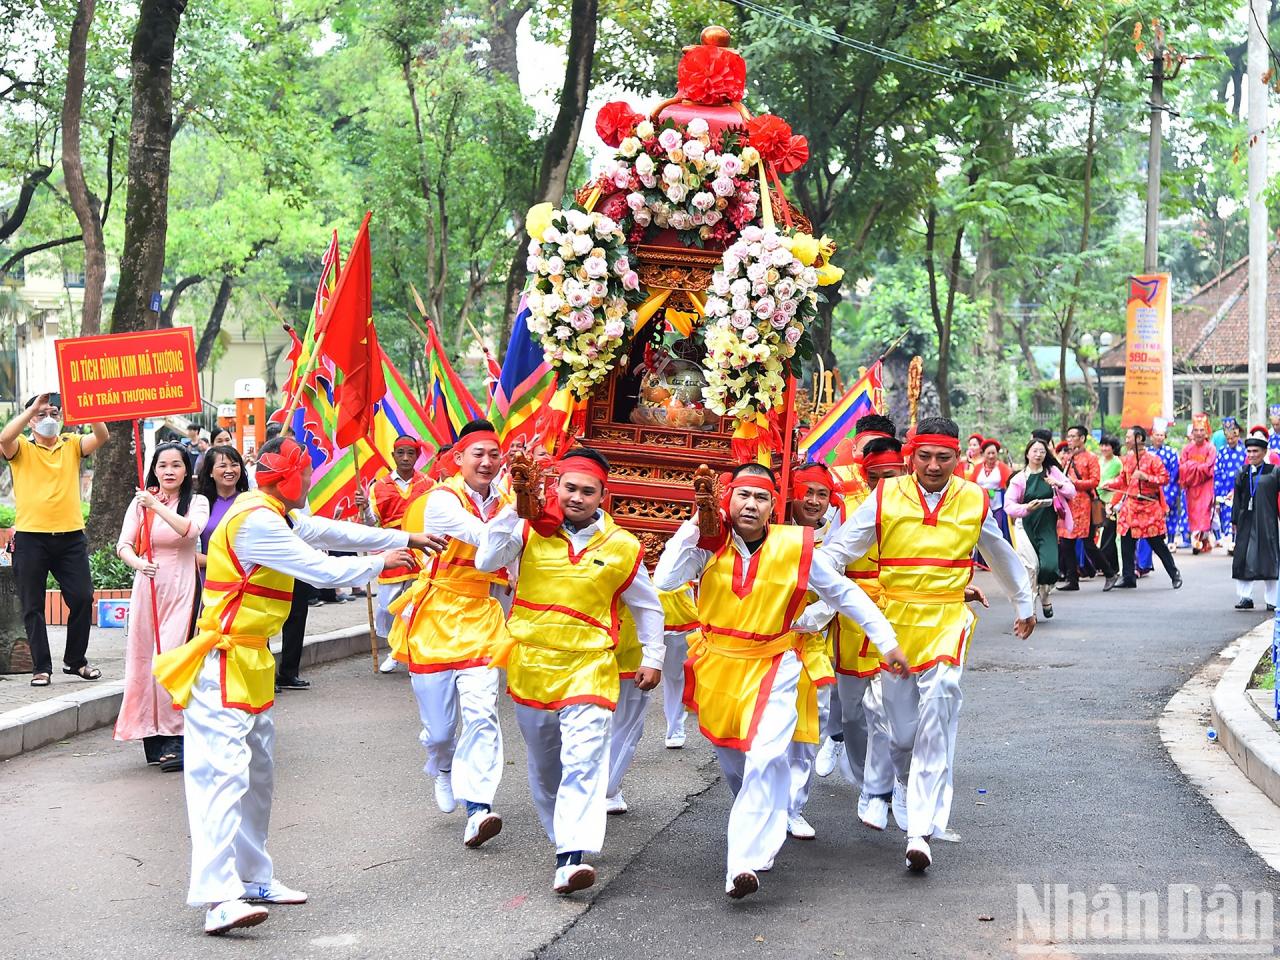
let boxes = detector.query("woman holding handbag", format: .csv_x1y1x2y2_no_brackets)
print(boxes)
114,442,209,771
1058,425,1119,591
1006,438,1076,619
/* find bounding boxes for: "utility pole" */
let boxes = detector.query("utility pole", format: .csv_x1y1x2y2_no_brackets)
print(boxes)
1248,0,1269,426
1144,30,1166,273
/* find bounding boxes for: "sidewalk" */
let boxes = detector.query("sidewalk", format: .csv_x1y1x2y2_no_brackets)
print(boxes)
0,597,379,760
1211,619,1280,807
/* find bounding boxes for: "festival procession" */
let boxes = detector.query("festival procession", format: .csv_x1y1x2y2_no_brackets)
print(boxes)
3,6,1280,958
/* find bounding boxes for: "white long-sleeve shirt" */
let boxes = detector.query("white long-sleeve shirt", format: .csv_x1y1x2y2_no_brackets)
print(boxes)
232,508,410,589
821,477,1035,620
476,505,665,670
414,481,515,603
652,518,899,657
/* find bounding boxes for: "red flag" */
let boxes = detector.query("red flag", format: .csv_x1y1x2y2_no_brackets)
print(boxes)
320,213,387,448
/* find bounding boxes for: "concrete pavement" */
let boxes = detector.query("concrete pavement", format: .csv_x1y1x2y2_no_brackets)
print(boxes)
1,551,1277,959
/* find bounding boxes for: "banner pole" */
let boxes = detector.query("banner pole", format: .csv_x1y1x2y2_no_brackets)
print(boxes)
133,419,163,656
777,364,798,522
352,440,381,673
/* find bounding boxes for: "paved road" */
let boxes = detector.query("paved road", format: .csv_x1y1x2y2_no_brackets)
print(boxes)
1,552,1277,959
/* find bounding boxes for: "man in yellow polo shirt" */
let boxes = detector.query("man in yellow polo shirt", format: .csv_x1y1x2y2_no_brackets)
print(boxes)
0,392,109,687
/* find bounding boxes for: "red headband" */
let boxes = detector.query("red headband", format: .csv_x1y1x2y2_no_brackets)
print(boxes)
860,449,905,472
256,439,308,501
855,429,892,441
903,432,962,458
393,437,423,453
457,430,500,452
557,454,608,484
791,463,836,500
720,473,778,512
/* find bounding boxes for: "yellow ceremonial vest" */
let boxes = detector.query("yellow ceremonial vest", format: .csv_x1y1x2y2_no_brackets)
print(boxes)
152,492,294,713
686,524,813,749
616,584,696,677
660,584,699,633
829,483,885,678
505,512,643,710
388,474,511,672
876,474,986,671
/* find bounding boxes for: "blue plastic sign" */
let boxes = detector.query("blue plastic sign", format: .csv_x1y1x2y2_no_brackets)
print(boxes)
149,292,162,312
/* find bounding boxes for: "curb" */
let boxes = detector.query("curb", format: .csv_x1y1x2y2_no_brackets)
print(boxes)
1210,620,1280,807
0,624,381,762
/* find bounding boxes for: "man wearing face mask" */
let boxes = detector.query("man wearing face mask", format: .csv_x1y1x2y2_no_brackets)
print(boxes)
0,393,109,687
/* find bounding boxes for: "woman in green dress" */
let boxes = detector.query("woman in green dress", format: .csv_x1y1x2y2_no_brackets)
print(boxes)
1006,438,1076,619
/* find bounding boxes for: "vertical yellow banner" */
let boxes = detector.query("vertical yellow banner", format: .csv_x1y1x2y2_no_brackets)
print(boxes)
1120,273,1173,430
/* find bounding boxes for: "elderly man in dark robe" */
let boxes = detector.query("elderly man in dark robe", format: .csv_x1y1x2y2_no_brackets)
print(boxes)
1232,436,1280,611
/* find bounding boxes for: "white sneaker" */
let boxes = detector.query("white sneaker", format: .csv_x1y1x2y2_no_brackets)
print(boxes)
725,870,760,899
553,863,596,894
758,855,775,873
933,827,962,843
204,899,268,935
860,795,889,831
378,653,401,673
787,814,816,840
814,736,840,778
605,793,628,815
463,810,502,848
905,835,932,872
242,879,307,904
434,772,456,814
891,781,908,832
664,732,686,749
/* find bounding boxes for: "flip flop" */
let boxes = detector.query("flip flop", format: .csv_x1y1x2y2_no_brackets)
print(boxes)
30,673,51,687
63,664,101,681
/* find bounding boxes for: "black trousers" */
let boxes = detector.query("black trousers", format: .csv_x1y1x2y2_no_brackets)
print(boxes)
14,530,92,676
1062,526,1118,582
1099,517,1117,561
1120,533,1178,584
279,579,315,680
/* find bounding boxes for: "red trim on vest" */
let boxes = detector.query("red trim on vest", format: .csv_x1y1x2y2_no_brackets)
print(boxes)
507,688,617,712
913,479,949,527
218,650,274,714
780,526,815,628
684,649,785,750
511,598,607,632
397,655,491,675
877,556,974,569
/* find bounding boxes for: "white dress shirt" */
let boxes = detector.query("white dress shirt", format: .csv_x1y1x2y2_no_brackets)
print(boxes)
820,476,1035,620
476,505,666,671
232,508,410,589
652,518,899,656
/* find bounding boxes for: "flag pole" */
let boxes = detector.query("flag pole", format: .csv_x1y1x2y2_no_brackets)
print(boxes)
777,363,798,522
352,439,381,673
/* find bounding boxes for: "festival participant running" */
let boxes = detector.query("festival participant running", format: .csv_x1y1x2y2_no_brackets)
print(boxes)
1231,437,1279,610
152,437,444,936
782,460,843,840
655,462,906,899
1059,425,1117,591
1106,425,1183,590
821,417,1035,873
793,435,908,832
387,420,511,848
115,442,209,771
476,446,664,896
358,435,434,673
1215,418,1247,553
1005,438,1074,619
1180,414,1217,554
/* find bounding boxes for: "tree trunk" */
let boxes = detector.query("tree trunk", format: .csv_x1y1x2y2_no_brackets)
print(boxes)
62,0,106,336
86,0,187,552
499,0,598,351
485,0,531,84
0,166,53,243
159,274,203,327
196,274,235,368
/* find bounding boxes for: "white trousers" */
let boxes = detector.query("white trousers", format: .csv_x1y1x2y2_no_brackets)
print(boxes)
183,652,274,907
835,673,896,797
515,702,612,853
410,666,503,806
713,650,801,878
374,579,411,639
1235,578,1278,605
880,662,964,838
786,682,831,817
661,630,690,738
607,681,650,798
823,678,844,739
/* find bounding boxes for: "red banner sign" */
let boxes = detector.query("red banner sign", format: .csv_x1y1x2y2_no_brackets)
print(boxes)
55,328,202,425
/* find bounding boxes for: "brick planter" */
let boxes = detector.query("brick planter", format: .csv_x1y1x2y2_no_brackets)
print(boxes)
45,589,132,627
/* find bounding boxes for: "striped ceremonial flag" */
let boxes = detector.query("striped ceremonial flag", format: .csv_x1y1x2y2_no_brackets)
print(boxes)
796,360,884,464
488,294,556,448
425,316,483,444
372,348,436,460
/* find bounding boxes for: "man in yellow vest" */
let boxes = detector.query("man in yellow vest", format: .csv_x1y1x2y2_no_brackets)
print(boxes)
387,419,513,849
658,584,700,749
654,462,907,900
153,437,444,936
476,446,664,896
821,417,1035,873
356,434,434,673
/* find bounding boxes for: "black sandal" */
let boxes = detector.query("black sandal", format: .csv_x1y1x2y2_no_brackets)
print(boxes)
63,664,102,681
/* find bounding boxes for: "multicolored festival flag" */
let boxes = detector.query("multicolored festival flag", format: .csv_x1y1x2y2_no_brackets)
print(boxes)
487,294,556,448
424,315,483,444
796,360,884,464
